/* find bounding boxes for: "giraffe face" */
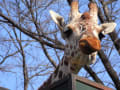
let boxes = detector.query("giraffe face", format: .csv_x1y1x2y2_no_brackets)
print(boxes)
49,2,116,55
50,11,101,54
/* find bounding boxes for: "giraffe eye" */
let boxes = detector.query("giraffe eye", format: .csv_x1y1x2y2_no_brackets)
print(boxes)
64,28,73,38
80,25,86,32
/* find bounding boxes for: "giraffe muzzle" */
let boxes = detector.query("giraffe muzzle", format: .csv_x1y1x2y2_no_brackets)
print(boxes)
79,37,101,54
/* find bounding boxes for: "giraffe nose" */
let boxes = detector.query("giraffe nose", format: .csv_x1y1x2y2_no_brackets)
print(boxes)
79,37,101,54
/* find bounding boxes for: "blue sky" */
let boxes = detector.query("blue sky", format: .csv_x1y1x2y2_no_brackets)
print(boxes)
0,0,120,90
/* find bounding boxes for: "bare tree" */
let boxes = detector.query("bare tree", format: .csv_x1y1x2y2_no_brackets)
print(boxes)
0,0,120,90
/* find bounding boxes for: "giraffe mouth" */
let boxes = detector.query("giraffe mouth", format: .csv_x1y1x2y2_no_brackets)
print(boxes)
79,37,101,54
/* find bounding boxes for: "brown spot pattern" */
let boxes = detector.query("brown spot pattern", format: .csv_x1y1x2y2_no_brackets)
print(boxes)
61,60,64,66
64,56,70,66
75,50,78,54
70,66,75,71
66,44,69,48
74,63,77,66
71,52,74,57
73,45,76,49
64,59,69,66
58,71,63,79
70,45,73,49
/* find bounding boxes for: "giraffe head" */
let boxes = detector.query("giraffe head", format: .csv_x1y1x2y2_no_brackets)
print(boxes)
38,2,117,89
49,1,116,55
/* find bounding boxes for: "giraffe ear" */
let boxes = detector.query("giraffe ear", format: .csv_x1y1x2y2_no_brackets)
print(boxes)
49,10,65,30
99,22,116,35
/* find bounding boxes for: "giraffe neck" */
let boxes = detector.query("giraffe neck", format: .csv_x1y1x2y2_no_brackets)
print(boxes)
38,54,71,90
51,55,71,83
38,43,96,90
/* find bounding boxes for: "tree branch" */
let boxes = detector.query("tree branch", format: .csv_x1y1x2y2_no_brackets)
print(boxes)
84,65,104,85
0,12,64,50
98,50,120,90
13,28,29,90
99,0,120,55
41,44,57,68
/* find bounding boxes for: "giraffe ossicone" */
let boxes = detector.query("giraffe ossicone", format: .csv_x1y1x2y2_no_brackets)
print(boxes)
38,1,116,90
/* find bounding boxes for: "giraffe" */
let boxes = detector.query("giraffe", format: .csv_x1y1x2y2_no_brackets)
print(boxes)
38,1,116,90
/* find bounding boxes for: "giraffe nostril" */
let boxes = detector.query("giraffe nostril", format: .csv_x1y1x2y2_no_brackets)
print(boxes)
64,28,73,38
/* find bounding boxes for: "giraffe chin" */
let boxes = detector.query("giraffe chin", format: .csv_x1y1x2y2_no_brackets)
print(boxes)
79,37,101,54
